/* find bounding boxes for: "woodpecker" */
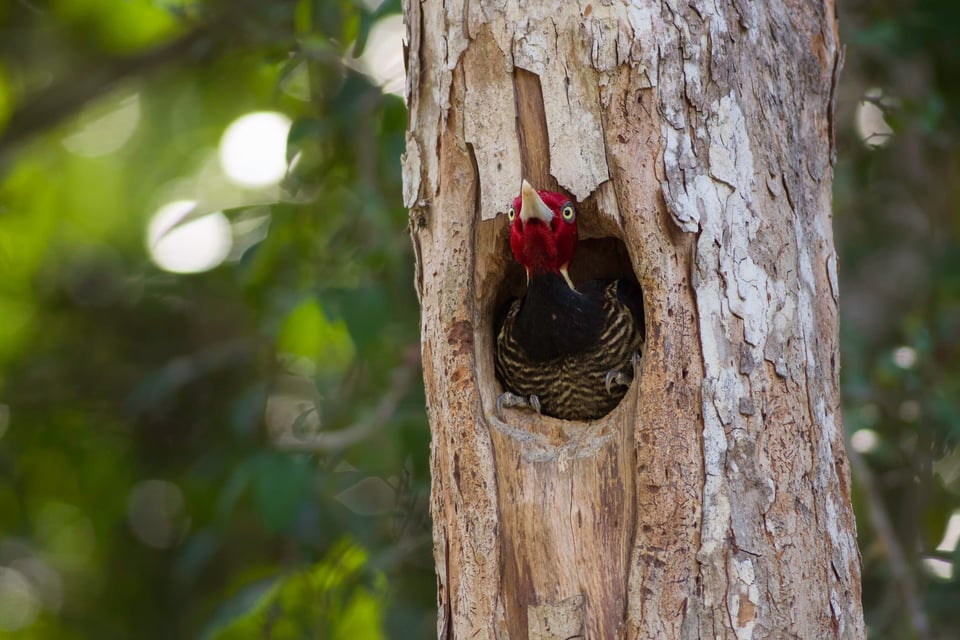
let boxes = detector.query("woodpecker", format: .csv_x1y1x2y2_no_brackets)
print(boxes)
494,180,644,421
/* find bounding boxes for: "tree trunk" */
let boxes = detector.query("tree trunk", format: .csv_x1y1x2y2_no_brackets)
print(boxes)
402,1,864,638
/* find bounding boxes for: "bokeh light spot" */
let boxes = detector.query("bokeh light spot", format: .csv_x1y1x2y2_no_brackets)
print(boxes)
893,346,918,369
219,111,292,188
147,200,233,274
10,556,62,613
850,429,880,454
0,568,41,632
127,480,187,549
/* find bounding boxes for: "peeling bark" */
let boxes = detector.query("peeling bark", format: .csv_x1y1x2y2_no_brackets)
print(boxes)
402,1,863,638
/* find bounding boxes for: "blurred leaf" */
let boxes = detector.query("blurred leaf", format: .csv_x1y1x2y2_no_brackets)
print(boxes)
277,297,356,374
0,64,10,131
286,116,326,163
336,476,396,516
324,286,389,353
251,453,314,532
53,0,187,53
229,382,268,441
206,540,385,639
204,575,281,640
0,296,33,363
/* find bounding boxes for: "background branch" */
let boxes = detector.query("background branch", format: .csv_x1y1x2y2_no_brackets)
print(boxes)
847,446,932,640
273,346,421,452
0,26,215,157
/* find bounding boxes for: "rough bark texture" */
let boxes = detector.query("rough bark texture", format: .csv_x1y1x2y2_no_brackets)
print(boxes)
402,1,864,638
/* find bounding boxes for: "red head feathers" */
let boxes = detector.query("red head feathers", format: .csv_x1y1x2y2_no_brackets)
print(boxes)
508,180,578,287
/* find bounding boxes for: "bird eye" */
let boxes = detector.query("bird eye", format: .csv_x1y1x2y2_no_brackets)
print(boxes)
507,206,516,221
561,203,576,221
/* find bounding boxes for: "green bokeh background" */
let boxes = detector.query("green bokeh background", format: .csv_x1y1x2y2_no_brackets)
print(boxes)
0,1,957,638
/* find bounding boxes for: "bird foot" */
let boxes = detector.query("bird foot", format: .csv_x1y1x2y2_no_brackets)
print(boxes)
496,392,542,419
605,352,642,395
604,369,632,394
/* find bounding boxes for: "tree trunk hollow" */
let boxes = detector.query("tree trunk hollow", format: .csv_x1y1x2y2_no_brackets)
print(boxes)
403,1,864,638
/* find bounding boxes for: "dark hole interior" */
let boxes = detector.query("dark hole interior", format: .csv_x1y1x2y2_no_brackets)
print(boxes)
492,236,642,322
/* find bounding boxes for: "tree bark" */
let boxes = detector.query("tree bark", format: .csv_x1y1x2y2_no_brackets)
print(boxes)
402,1,864,638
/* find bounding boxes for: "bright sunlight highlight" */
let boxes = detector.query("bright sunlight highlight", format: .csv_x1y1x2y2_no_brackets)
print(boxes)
936,511,960,554
355,14,405,96
856,88,894,149
147,200,232,274
218,111,292,188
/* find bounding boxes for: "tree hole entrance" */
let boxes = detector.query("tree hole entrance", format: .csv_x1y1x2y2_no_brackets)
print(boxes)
478,215,645,425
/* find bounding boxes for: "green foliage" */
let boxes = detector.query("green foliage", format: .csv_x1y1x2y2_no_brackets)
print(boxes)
2,0,957,638
838,1,960,637
206,541,386,639
0,0,431,637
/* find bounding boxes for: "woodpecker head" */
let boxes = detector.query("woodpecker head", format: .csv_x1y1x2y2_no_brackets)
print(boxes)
508,180,578,286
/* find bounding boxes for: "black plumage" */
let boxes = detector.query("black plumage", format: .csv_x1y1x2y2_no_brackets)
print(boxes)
495,272,644,421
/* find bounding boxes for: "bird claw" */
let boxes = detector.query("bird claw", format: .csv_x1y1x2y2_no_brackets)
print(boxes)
604,370,620,395
605,352,642,395
496,392,542,419
529,394,541,414
604,370,631,394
